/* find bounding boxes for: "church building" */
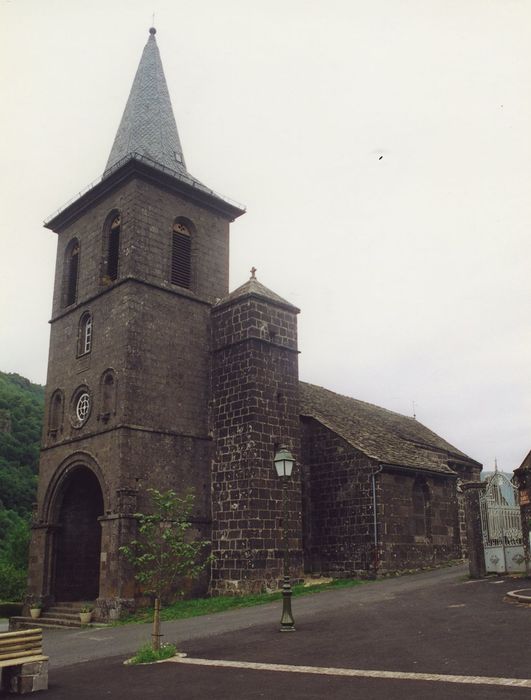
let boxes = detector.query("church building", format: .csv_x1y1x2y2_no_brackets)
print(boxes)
27,28,481,620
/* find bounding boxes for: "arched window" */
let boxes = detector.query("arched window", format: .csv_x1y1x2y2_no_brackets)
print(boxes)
48,390,64,437
64,239,80,307
78,312,93,356
99,370,117,422
171,219,192,288
106,213,121,281
412,479,431,539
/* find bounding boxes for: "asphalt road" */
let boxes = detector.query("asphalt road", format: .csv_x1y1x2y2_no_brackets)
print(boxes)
2,565,530,699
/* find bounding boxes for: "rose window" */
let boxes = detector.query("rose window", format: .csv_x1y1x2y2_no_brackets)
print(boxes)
76,393,90,423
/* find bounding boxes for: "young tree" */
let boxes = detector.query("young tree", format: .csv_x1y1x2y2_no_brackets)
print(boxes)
120,488,210,650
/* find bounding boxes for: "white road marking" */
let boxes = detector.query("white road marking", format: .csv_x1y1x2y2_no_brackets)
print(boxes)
167,656,531,689
462,578,498,584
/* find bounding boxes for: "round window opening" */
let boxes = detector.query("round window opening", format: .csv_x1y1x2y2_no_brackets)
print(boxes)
75,392,90,424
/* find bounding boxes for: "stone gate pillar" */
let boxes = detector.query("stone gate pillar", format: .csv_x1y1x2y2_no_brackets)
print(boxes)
513,459,531,577
462,481,487,579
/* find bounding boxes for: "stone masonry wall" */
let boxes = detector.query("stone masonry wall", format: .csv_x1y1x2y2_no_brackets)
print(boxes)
300,417,377,576
378,469,461,572
210,294,302,594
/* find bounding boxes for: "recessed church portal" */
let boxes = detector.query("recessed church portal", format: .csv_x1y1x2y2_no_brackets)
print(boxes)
53,468,103,602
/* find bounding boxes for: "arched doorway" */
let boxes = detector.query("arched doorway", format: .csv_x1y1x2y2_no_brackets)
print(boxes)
53,467,104,601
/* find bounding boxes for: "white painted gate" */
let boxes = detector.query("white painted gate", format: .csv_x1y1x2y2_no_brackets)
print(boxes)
480,472,525,574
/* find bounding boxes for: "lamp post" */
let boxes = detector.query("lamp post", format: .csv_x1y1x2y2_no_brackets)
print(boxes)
274,446,295,632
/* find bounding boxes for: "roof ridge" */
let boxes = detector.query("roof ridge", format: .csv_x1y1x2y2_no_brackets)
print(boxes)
299,380,418,422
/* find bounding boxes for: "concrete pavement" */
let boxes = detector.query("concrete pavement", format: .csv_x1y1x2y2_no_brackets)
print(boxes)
38,564,468,668
2,565,530,699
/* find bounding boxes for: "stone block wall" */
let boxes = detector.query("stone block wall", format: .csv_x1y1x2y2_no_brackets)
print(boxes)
300,417,377,576
378,469,461,571
50,177,230,317
210,292,302,594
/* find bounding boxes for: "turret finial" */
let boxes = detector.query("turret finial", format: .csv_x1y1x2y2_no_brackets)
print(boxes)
149,26,157,35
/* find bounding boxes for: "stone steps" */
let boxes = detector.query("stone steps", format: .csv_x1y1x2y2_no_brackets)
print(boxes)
10,601,100,630
42,612,81,622
10,616,82,630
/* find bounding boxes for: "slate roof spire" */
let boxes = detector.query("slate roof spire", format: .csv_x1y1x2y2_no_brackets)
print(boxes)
105,27,187,176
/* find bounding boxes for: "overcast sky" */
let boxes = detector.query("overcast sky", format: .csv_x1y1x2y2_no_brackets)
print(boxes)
0,0,529,472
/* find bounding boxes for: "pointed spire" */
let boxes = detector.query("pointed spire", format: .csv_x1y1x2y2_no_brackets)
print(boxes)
105,28,187,176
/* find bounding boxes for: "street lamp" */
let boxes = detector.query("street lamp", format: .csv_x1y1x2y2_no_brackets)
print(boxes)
274,445,295,632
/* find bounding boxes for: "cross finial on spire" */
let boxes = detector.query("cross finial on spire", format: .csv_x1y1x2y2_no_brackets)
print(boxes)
250,266,257,279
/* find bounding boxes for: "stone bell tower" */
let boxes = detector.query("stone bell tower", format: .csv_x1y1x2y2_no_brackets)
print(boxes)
27,27,244,619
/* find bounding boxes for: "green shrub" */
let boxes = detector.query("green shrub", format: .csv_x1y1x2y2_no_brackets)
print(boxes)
128,643,177,665
0,601,23,617
0,562,26,601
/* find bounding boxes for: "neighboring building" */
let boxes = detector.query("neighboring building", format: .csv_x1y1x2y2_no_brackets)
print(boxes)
514,450,531,571
27,28,481,619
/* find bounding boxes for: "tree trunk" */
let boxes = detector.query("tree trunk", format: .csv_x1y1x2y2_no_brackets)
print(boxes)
152,596,162,651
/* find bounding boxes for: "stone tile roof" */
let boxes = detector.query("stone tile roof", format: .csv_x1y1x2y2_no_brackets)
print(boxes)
300,382,479,474
216,276,300,312
105,28,196,185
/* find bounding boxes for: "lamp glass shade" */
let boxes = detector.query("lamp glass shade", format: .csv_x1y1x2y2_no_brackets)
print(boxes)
274,447,294,478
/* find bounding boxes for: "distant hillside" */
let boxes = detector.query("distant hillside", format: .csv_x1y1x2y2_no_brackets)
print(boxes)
0,371,44,599
0,372,44,515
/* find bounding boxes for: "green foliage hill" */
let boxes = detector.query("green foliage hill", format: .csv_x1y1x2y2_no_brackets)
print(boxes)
0,371,44,600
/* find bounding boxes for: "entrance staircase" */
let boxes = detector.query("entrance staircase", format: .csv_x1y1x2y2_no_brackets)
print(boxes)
10,602,99,630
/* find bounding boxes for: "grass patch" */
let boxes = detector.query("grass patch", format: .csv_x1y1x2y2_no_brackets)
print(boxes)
115,577,363,626
128,643,177,665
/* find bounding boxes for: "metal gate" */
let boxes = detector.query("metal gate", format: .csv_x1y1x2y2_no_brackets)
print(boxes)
480,472,525,574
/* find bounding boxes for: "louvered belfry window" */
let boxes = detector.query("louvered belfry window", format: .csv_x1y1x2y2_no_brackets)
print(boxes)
171,221,191,288
107,215,121,281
